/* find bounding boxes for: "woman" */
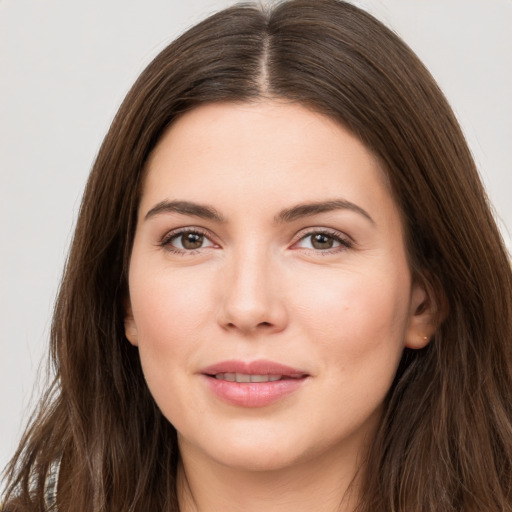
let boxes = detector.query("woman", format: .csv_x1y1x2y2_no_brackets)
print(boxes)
3,0,512,510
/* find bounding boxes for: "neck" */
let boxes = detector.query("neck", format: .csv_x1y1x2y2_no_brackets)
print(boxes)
177,439,366,512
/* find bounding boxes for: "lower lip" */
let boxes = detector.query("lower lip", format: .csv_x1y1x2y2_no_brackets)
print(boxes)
203,375,307,407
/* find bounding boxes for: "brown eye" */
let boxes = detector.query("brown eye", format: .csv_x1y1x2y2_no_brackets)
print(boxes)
166,230,215,251
181,233,204,250
311,233,335,249
293,230,350,252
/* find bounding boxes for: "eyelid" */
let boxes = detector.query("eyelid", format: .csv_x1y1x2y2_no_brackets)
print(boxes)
158,225,353,254
290,227,354,251
160,226,219,253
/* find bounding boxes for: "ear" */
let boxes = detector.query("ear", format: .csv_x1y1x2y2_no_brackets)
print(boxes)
404,279,439,349
124,298,139,347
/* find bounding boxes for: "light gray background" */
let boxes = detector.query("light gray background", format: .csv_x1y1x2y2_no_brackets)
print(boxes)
1,0,511,473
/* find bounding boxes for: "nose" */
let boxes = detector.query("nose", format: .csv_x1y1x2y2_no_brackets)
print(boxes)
216,245,288,336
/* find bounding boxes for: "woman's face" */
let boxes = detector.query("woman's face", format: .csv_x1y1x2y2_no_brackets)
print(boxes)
126,101,432,473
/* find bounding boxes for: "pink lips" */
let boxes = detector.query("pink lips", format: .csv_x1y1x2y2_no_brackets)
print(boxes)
200,359,309,408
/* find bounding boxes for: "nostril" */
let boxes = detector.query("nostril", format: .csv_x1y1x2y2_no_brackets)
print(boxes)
226,322,272,329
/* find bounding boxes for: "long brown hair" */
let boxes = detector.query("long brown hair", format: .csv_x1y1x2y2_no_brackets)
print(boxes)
3,1,512,510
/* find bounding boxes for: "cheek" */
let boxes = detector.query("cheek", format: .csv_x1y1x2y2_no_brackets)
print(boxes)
292,271,410,341
128,267,215,388
131,263,214,337
128,270,217,427
290,264,411,364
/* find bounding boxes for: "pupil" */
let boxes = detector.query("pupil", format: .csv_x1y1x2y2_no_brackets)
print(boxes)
312,233,333,249
182,233,203,249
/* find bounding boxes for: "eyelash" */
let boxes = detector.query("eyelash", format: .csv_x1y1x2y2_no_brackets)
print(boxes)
159,227,353,255
160,227,215,255
292,228,353,254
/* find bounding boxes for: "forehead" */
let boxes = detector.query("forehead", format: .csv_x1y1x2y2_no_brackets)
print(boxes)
140,100,394,223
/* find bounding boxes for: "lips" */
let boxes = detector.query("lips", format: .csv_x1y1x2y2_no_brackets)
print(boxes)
202,359,307,378
200,360,309,407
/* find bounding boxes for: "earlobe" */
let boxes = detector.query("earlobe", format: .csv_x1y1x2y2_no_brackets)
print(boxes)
404,280,439,350
124,299,139,347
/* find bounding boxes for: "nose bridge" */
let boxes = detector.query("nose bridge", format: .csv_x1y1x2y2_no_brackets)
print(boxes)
219,240,286,333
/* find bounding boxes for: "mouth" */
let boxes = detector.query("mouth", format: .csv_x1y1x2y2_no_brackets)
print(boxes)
210,373,304,383
201,359,309,381
200,360,309,407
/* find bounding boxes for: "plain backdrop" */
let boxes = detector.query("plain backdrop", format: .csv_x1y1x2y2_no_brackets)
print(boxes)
1,0,511,473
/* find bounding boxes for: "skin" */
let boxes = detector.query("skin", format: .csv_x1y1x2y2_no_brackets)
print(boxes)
125,100,435,512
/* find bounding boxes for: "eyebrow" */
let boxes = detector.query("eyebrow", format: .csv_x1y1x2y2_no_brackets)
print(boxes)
275,199,374,224
144,198,374,225
144,200,226,222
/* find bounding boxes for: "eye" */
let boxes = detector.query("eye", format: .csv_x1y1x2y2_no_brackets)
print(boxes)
293,230,352,252
162,229,216,252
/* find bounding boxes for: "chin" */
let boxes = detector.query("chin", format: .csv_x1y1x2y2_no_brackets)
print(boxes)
178,427,311,473
211,447,304,473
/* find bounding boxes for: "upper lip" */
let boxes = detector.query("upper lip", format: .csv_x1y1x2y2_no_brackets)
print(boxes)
201,359,309,378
